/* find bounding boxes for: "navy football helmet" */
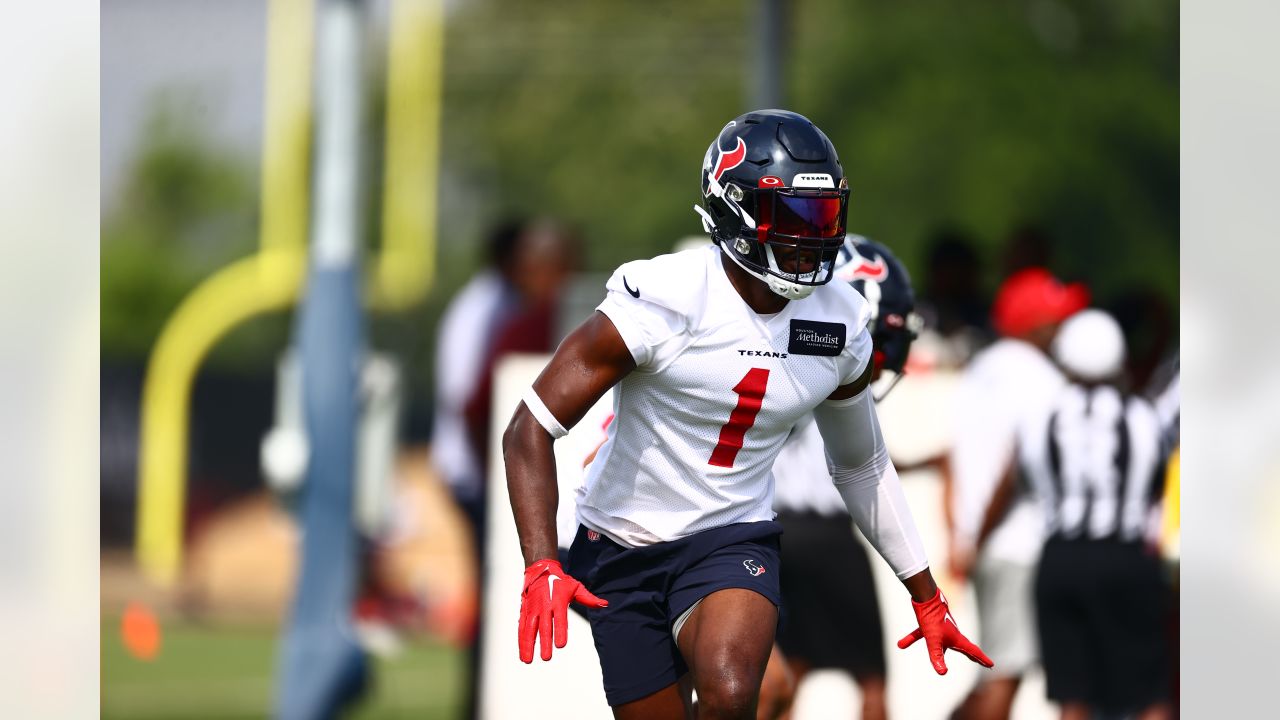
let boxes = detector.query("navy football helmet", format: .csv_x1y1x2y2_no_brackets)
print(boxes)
834,234,923,397
696,109,849,300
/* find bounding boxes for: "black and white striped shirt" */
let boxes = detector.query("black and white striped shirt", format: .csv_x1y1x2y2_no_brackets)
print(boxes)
1017,384,1166,542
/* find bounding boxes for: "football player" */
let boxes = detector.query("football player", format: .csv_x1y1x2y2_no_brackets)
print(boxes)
503,109,990,720
765,235,922,720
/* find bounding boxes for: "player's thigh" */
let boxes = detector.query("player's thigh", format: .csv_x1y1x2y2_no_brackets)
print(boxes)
675,588,778,694
611,680,690,720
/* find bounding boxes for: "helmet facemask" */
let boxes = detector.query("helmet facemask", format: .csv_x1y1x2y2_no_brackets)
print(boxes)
714,181,850,300
867,308,924,401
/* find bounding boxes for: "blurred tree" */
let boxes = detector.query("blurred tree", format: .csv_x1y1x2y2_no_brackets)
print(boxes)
436,0,1176,305
102,0,1177,366
437,0,750,279
795,0,1177,301
101,98,286,367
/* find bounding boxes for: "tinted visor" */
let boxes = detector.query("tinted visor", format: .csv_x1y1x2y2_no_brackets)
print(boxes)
761,190,847,239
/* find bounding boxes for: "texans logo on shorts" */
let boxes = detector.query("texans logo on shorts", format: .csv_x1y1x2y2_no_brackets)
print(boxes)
743,559,766,577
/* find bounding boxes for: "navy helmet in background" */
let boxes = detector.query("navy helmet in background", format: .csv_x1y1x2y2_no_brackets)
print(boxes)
834,234,923,397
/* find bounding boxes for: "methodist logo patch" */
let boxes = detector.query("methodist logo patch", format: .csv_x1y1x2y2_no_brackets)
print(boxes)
788,319,846,356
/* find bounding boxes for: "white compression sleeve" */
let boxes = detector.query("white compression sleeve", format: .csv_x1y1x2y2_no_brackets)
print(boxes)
813,390,929,580
521,386,569,439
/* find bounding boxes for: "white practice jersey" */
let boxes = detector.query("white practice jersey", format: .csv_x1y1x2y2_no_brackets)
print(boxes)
949,338,1065,565
576,245,873,547
431,271,516,497
771,414,848,516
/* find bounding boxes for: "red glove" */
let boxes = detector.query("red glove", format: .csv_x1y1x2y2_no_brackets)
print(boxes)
897,589,994,675
519,559,608,663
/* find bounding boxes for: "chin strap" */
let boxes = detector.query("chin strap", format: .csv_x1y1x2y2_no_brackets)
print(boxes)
692,205,716,234
765,274,817,300
719,242,816,300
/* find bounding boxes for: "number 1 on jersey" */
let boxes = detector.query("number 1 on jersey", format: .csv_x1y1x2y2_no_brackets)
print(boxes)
709,368,771,468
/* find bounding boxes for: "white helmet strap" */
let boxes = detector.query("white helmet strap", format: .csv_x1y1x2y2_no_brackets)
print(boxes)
721,243,816,300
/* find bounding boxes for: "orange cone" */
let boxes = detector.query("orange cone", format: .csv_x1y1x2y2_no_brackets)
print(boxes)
120,601,161,661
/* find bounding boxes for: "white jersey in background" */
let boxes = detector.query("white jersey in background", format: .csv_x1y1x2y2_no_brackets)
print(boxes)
950,337,1065,565
577,245,873,547
1018,385,1166,542
771,414,848,516
431,271,517,498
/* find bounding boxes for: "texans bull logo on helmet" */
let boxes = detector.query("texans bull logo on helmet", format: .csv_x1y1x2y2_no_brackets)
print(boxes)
708,137,747,189
839,252,889,283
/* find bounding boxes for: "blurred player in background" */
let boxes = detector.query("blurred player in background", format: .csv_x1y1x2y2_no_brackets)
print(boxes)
432,218,530,546
502,109,989,720
1145,350,1179,715
430,219,526,720
464,218,582,486
997,309,1172,720
914,228,991,368
431,217,578,720
765,235,922,720
947,268,1088,720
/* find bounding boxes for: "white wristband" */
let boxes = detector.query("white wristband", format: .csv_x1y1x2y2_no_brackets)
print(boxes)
522,387,569,439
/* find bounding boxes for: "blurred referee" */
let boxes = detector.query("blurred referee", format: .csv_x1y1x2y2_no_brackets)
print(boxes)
1009,309,1173,720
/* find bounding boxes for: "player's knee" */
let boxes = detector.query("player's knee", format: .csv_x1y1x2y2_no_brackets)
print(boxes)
697,685,755,719
697,666,762,719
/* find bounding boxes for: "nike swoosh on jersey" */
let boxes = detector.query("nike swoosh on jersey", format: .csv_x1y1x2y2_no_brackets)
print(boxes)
623,276,640,298
547,574,560,601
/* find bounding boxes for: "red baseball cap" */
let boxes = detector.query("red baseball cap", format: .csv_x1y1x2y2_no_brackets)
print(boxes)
991,268,1090,338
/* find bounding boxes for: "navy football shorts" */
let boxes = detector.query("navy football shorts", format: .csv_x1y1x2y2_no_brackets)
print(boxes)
1035,537,1170,713
565,520,783,707
774,510,886,679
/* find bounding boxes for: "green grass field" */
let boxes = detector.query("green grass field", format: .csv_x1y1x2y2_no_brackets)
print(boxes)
102,617,463,719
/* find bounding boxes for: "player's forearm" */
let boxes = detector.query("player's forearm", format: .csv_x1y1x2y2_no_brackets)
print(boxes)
814,389,930,579
831,450,930,580
974,460,1018,549
502,406,561,566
